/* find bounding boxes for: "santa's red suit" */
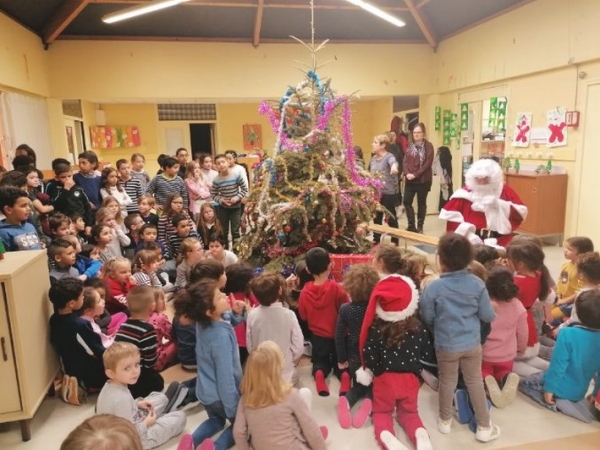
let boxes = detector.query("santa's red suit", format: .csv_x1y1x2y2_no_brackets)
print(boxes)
439,160,528,247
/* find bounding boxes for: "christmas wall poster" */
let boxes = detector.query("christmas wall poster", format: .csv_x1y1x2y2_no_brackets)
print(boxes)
511,113,532,148
546,108,567,148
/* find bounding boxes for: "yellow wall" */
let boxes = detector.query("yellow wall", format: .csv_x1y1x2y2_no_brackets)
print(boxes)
47,41,435,101
216,103,273,154
0,12,50,97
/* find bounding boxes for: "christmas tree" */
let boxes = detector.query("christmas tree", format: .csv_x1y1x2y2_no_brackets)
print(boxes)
237,21,382,272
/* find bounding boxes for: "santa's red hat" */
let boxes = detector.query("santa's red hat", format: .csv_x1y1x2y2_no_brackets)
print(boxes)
356,274,419,386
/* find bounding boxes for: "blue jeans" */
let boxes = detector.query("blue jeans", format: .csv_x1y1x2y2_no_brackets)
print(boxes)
192,401,235,449
519,372,597,422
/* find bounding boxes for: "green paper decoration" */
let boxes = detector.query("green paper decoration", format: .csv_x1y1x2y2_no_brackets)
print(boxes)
434,106,441,131
460,103,469,131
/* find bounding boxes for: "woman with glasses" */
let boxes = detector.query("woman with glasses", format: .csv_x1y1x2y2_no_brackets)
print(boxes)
402,123,434,233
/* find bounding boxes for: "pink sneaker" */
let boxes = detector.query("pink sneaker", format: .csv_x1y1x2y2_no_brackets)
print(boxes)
196,439,215,450
177,434,194,450
352,398,372,428
337,396,352,429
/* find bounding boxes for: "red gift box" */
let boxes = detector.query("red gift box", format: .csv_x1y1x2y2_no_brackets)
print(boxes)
329,253,374,282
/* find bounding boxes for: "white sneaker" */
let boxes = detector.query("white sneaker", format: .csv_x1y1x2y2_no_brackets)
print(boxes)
415,428,433,450
475,423,501,442
437,417,452,434
380,431,410,450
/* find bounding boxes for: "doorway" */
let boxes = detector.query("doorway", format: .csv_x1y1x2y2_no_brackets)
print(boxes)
189,123,214,159
576,82,600,243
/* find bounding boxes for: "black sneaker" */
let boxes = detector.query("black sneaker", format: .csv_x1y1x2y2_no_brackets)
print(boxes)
164,382,188,413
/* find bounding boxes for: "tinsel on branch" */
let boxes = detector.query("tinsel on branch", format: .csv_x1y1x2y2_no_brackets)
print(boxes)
237,70,383,272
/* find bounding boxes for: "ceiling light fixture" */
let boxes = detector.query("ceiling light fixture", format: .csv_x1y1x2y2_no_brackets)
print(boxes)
102,0,192,24
346,0,405,27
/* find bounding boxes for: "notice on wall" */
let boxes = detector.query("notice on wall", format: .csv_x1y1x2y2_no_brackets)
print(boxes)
511,113,532,148
546,108,568,148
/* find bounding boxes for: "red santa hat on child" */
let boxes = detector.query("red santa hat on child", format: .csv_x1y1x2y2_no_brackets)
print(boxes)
356,274,419,386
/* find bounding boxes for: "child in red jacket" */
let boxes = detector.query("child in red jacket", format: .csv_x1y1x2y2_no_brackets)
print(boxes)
299,247,350,396
103,257,136,314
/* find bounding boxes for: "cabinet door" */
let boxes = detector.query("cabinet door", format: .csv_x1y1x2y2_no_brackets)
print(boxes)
0,283,22,414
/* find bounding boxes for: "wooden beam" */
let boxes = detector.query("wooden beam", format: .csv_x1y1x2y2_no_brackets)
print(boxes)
58,34,427,45
90,0,409,11
404,0,436,50
252,0,264,47
416,0,432,8
43,0,91,45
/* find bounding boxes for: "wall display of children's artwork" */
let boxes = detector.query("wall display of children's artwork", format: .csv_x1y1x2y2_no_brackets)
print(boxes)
442,109,452,145
546,108,567,148
243,124,262,150
511,113,532,148
488,97,508,131
90,126,141,149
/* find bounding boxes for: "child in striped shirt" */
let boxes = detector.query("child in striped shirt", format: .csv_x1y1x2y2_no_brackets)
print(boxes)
116,158,144,215
146,156,188,210
211,153,248,249
115,286,164,398
168,214,202,266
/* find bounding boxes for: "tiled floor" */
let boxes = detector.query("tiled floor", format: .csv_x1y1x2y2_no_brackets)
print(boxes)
1,216,597,449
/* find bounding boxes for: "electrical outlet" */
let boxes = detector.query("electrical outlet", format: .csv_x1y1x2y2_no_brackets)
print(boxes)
527,152,533,158
536,152,543,158
548,152,553,159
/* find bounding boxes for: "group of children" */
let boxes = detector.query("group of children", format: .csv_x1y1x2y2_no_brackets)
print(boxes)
5,147,600,450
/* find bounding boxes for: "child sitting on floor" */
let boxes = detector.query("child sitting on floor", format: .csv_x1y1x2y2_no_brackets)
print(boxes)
247,272,304,382
206,233,238,268
232,341,327,450
85,277,127,336
115,286,165,399
49,277,106,391
357,267,434,450
149,288,177,371
96,342,187,449
519,289,600,423
335,263,380,429
78,287,115,348
481,266,528,409
174,237,205,290
103,257,136,314
299,247,350,397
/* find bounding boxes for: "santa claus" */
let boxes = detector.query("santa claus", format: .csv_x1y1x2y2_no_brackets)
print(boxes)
439,158,528,247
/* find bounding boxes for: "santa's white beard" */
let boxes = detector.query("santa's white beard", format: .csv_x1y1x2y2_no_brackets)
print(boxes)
470,184,500,212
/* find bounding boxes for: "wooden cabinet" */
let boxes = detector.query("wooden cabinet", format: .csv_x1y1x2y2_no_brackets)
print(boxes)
0,250,58,441
505,173,568,237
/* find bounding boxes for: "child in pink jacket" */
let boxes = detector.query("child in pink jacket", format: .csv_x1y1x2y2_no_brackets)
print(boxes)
482,266,528,408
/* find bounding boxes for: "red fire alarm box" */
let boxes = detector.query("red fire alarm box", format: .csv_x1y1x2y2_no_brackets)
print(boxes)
566,110,580,128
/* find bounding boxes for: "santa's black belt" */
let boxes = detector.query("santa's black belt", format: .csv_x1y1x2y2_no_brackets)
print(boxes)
475,228,501,240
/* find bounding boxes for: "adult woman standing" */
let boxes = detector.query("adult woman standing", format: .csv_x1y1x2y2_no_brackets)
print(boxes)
402,123,434,233
369,134,399,244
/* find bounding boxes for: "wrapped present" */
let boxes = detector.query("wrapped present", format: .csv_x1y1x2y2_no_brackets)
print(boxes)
329,253,374,282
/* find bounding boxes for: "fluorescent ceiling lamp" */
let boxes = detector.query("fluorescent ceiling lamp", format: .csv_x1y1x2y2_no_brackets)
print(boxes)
346,0,405,27
102,0,192,24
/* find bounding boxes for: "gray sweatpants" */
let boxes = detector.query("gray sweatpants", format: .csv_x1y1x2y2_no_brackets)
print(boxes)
141,392,187,449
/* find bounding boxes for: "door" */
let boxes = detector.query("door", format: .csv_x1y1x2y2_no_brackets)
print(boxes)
189,123,213,159
576,83,600,243
0,283,22,414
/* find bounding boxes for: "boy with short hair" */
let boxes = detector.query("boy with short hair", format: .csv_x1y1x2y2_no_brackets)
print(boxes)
146,157,188,210
167,214,201,263
136,224,168,257
0,186,43,251
61,234,102,281
124,213,145,259
49,277,106,390
48,212,72,239
247,272,304,382
52,163,93,236
74,151,102,210
520,289,600,423
299,247,350,396
48,238,79,281
211,153,248,249
115,286,164,398
138,195,159,226
96,342,187,449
